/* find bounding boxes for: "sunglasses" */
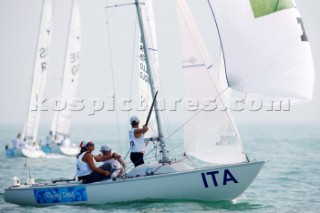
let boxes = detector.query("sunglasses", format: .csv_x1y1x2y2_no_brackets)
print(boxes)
100,150,110,154
87,143,95,147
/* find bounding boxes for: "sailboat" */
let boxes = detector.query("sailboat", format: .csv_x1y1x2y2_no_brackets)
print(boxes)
41,0,81,156
4,0,314,205
5,0,54,158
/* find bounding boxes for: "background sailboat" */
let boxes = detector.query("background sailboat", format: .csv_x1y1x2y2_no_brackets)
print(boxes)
6,0,54,158
41,0,81,156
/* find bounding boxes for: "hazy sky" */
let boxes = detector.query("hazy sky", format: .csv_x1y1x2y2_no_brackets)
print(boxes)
0,0,319,128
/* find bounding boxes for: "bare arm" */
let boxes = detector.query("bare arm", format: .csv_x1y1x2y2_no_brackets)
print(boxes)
84,153,110,176
94,152,113,162
134,125,149,138
118,158,126,169
113,152,126,168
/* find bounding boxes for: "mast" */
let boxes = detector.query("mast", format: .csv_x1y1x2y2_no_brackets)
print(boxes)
134,0,170,163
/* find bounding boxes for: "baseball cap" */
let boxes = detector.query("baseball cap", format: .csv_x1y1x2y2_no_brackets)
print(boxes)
130,115,140,124
100,143,112,152
80,141,88,148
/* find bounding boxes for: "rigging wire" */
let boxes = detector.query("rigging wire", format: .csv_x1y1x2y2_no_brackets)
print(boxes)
21,157,29,181
105,0,121,144
206,0,229,86
105,0,120,21
123,13,139,161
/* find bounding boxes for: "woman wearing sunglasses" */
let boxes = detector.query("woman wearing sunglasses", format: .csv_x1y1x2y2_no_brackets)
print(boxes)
76,141,113,183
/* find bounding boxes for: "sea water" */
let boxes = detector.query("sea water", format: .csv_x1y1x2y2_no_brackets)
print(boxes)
0,122,319,212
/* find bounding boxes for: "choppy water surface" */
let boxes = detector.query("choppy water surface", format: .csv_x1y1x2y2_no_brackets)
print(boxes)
0,123,319,212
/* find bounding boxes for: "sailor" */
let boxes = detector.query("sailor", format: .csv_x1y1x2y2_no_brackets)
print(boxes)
76,141,111,183
12,133,22,149
99,143,126,178
129,116,149,167
45,131,53,145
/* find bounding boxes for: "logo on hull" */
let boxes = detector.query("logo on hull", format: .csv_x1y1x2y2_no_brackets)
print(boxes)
34,186,87,204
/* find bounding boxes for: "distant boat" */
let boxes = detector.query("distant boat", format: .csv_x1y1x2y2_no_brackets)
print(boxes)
41,0,81,156
6,0,54,158
5,0,314,205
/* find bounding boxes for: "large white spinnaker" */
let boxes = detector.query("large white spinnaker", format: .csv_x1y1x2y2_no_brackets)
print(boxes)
23,0,53,144
207,0,314,102
51,0,81,141
137,0,159,138
177,0,247,164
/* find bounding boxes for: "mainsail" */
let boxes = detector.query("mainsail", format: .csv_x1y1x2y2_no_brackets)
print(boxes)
207,0,314,102
137,0,159,138
177,0,247,164
23,0,53,143
51,0,81,140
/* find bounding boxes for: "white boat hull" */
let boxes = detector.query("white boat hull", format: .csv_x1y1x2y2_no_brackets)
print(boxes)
5,161,264,206
6,147,45,158
20,147,45,158
59,145,79,156
41,139,79,156
42,144,79,156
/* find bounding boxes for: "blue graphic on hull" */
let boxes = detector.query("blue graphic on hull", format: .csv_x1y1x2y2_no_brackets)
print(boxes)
41,145,53,153
5,149,14,157
34,186,87,203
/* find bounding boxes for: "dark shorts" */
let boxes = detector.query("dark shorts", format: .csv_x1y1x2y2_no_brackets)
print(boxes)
130,152,144,167
80,163,112,184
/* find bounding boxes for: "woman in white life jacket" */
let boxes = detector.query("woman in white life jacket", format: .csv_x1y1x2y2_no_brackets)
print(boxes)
76,141,117,183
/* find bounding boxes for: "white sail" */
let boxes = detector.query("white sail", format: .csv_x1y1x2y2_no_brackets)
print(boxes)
207,0,314,102
177,0,247,164
51,0,81,139
137,0,159,138
23,0,53,143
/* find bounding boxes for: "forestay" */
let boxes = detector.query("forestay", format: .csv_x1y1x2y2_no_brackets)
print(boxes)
176,0,247,164
51,0,81,139
23,0,54,143
137,0,159,138
208,0,314,102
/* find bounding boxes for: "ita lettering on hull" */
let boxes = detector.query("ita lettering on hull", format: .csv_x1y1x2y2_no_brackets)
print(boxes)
201,169,238,188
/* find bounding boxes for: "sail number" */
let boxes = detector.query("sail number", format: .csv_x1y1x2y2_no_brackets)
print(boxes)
70,52,80,75
297,17,308,42
39,47,48,73
139,62,149,83
201,169,238,188
130,141,135,148
139,35,149,83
